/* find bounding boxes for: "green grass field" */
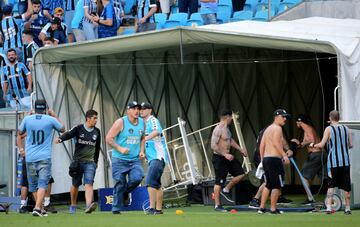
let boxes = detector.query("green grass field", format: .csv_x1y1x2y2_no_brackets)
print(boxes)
1,205,359,227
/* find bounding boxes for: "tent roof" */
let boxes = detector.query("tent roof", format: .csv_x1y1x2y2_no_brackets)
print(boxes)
34,17,360,64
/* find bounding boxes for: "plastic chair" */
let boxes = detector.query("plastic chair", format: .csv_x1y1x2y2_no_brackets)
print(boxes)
230,10,253,22
189,12,203,21
252,10,275,21
217,4,232,16
163,20,182,29
216,12,231,24
219,0,233,11
154,13,167,29
244,0,260,12
167,12,188,26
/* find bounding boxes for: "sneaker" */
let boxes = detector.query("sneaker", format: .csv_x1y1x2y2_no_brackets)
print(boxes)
220,191,235,203
277,195,292,204
41,209,48,217
123,193,132,206
154,209,163,215
214,205,228,212
146,208,156,215
44,204,58,213
32,208,43,217
69,205,76,214
249,198,260,208
19,206,28,214
84,202,97,214
270,209,284,214
344,210,352,215
301,199,315,205
257,208,266,214
112,210,121,215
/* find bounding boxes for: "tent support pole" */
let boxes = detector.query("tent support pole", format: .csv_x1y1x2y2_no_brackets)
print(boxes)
97,55,110,187
180,29,184,64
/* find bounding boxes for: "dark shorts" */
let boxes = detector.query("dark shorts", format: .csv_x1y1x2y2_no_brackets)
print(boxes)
212,153,245,186
71,161,97,187
21,158,54,187
302,151,327,181
328,166,351,192
146,159,165,189
263,157,284,189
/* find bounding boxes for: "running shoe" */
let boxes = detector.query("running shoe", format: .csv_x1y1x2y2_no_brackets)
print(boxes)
249,198,260,208
214,205,228,212
84,202,97,214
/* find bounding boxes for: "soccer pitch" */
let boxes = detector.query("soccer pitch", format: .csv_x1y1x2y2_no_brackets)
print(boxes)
0,206,359,227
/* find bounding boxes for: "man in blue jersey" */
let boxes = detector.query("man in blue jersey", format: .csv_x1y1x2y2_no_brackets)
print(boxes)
17,99,65,217
313,110,353,215
24,0,50,47
1,49,32,109
0,4,23,51
140,102,168,215
136,0,157,33
56,109,101,214
106,101,146,214
42,0,64,21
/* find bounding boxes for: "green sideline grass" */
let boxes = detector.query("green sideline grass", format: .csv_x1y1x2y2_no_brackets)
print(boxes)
0,205,359,227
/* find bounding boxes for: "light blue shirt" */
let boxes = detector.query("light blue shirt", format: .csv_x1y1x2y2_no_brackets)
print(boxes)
19,114,63,162
145,115,168,163
71,0,84,29
112,116,145,161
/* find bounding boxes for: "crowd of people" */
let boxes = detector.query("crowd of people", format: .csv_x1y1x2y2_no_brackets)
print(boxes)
17,100,168,216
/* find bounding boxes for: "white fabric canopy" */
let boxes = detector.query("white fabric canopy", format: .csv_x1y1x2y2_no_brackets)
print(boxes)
33,17,360,193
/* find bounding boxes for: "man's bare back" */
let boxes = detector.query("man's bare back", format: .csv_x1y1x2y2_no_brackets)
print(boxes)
211,123,231,154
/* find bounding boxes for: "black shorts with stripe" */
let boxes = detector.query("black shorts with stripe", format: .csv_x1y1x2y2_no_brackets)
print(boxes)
212,153,245,186
263,157,284,189
328,166,351,192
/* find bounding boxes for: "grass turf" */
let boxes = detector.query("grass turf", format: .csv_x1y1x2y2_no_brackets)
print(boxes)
0,205,359,227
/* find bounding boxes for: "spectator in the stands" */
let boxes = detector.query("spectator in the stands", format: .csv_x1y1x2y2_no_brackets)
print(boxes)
20,0,33,22
136,0,157,33
42,0,65,21
179,0,198,16
159,0,170,16
83,0,100,40
39,17,67,45
0,4,23,51
43,37,57,47
200,0,217,25
71,0,86,42
22,29,38,71
93,0,118,38
24,0,49,47
53,7,73,43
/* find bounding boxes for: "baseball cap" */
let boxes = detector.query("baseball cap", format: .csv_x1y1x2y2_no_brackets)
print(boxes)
51,17,61,25
273,109,291,118
35,99,47,112
220,109,232,117
296,114,311,124
127,101,141,109
54,7,64,14
2,4,13,14
141,102,152,109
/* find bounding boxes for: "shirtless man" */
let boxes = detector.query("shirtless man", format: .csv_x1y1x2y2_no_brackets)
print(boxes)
258,109,291,214
291,114,326,204
211,110,248,212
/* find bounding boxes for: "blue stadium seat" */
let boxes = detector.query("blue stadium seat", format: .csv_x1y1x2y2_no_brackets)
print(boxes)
154,13,167,29
216,11,232,24
277,2,295,14
124,0,136,15
256,2,278,14
189,12,203,21
167,12,188,26
219,0,233,11
122,27,136,35
230,10,253,22
217,4,232,16
244,0,260,12
163,20,182,29
282,0,302,4
252,10,275,21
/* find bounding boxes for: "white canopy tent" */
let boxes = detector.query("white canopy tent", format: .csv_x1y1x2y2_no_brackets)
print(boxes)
32,17,360,197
